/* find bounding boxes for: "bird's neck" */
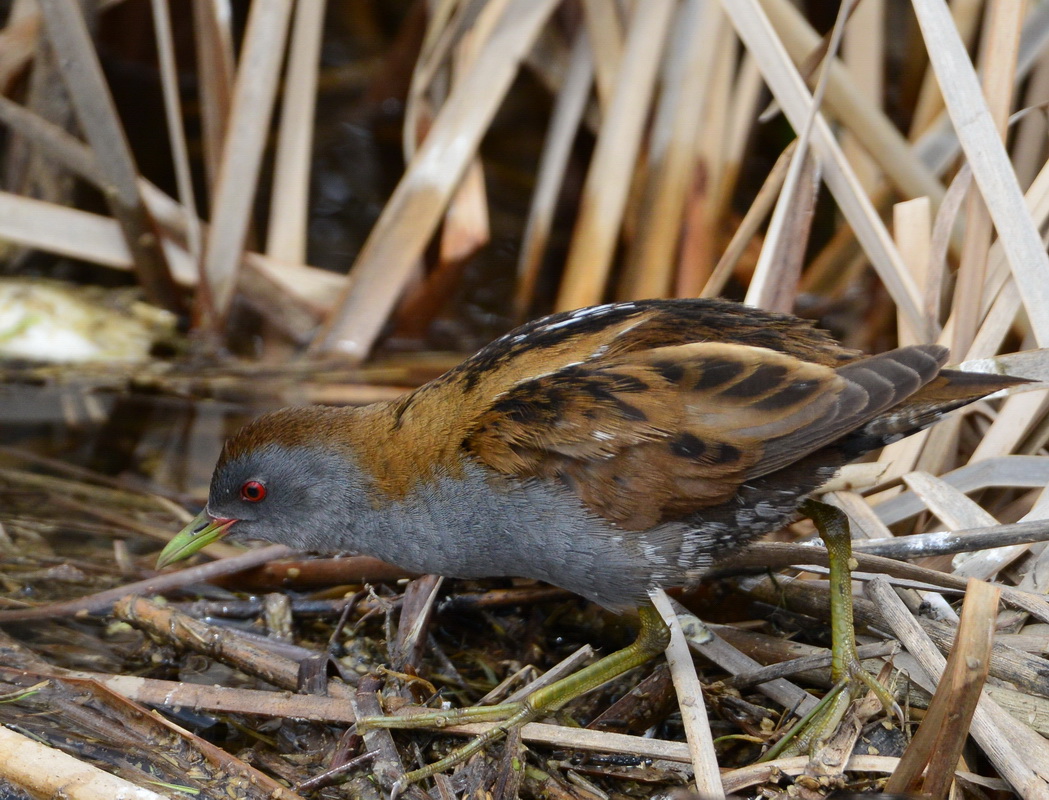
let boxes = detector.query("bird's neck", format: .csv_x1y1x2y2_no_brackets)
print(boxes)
337,391,477,505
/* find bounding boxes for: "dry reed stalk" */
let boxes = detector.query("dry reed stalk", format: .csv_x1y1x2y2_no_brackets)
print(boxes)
969,391,1049,464
676,27,747,300
580,0,623,113
0,725,171,800
779,4,1049,304
0,190,344,328
266,0,327,264
618,0,721,301
909,0,983,139
927,166,972,328
675,601,819,716
893,197,933,347
436,10,494,270
693,29,737,220
885,578,998,798
722,0,929,338
841,0,883,191
427,720,694,764
745,152,818,313
514,29,593,319
191,0,236,194
746,0,853,312
151,0,202,266
402,0,492,162
37,0,180,312
650,589,723,800
877,4,1049,479
915,3,1049,179
3,9,68,243
951,0,1026,358
837,485,959,615
1013,51,1049,189
0,9,39,92
868,576,1049,799
311,0,560,360
556,0,676,311
0,94,104,187
0,191,190,283
0,96,217,292
675,178,716,297
901,469,1000,553
718,54,763,215
48,670,366,724
907,470,1044,582
197,0,294,327
439,158,490,267
116,597,703,770
959,150,1049,359
699,141,793,299
913,0,1049,347
677,169,718,298
723,756,908,794
760,0,946,208
903,470,999,530
872,457,1049,526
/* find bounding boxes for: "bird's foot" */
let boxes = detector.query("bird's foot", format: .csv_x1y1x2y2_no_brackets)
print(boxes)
847,659,901,720
765,665,899,760
360,604,671,790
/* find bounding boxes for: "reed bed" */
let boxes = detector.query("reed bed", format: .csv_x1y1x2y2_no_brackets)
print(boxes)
2,1,1049,798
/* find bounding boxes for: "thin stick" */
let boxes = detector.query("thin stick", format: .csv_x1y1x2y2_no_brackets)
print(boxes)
650,589,723,800
0,545,294,622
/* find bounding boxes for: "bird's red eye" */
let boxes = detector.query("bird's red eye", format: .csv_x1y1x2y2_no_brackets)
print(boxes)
240,480,267,502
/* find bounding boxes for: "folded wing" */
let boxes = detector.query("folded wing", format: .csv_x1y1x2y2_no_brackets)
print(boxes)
465,342,947,529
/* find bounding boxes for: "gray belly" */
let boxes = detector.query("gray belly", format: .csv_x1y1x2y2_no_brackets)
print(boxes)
361,461,709,611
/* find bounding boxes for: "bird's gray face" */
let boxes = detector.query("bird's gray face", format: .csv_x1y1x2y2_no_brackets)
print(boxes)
157,444,366,566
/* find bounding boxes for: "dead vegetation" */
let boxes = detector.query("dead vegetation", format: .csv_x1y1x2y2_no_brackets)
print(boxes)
3,1,1049,798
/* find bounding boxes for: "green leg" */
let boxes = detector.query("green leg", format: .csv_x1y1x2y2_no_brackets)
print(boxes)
804,499,898,709
361,604,671,790
771,500,898,757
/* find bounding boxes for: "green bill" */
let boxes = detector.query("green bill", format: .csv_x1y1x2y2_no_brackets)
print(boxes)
156,511,235,568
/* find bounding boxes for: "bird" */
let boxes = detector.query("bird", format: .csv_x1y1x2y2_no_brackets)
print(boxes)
157,298,1026,785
